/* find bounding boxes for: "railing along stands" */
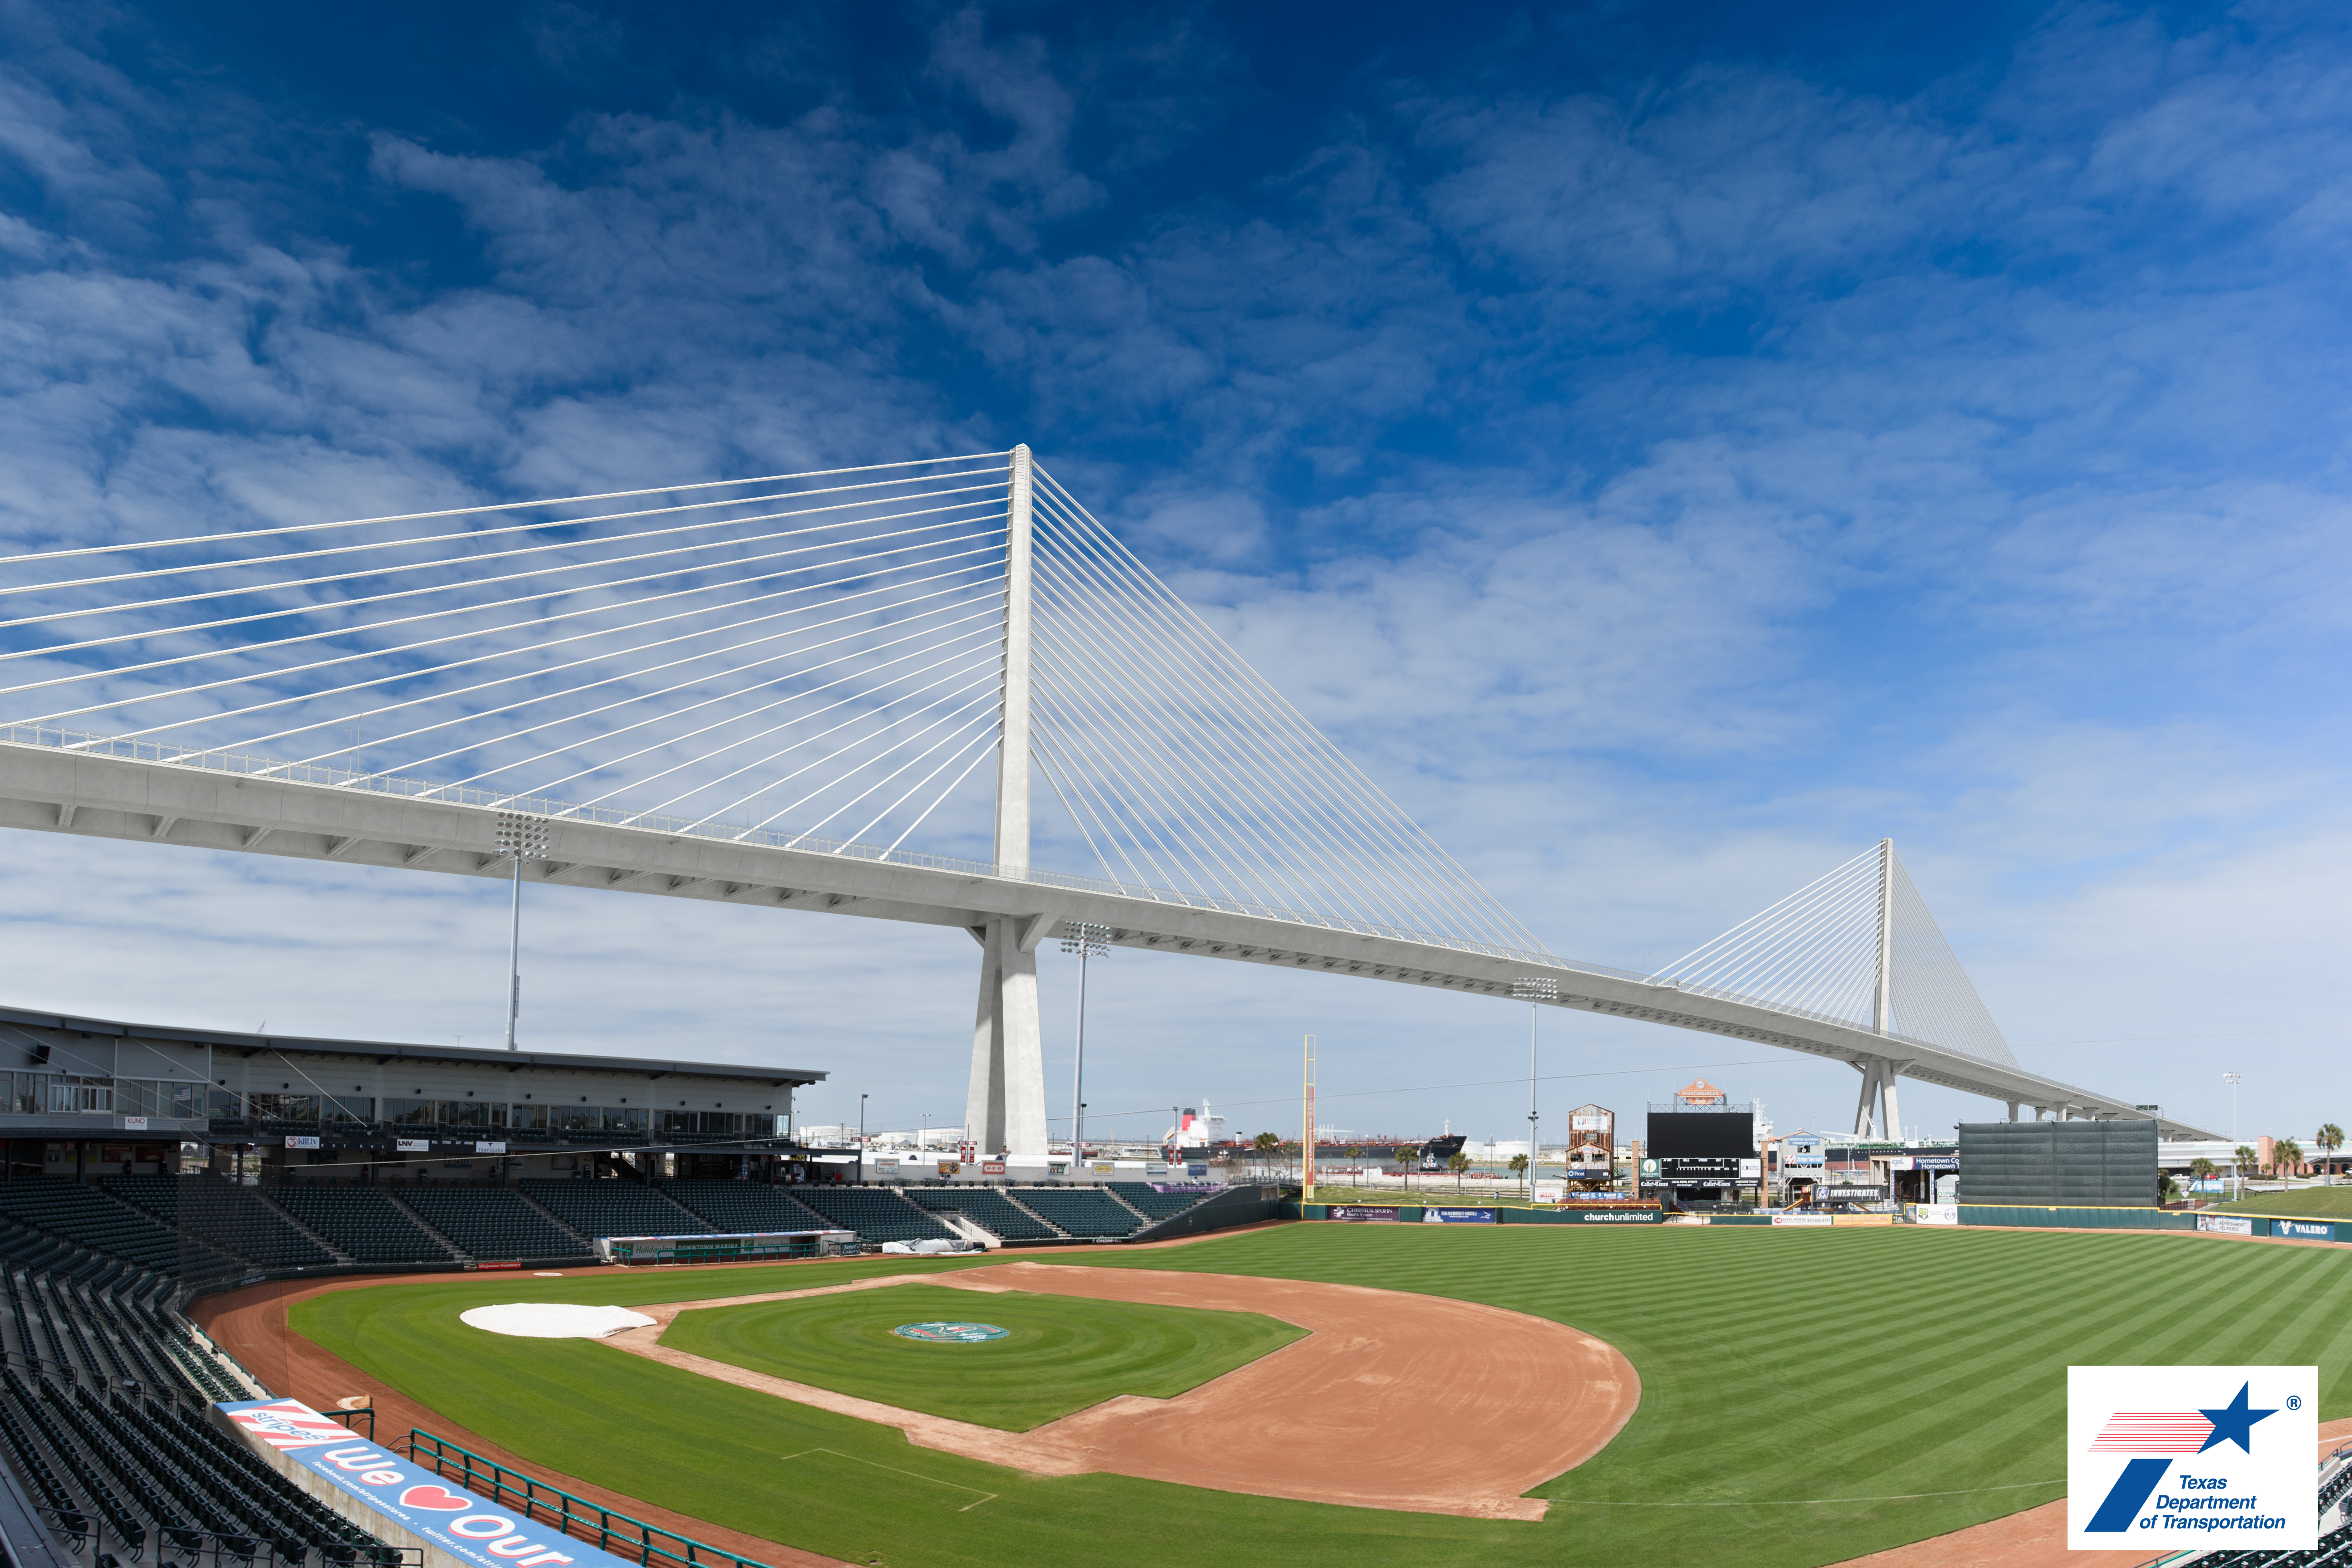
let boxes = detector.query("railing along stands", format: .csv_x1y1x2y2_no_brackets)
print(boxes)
399,1431,776,1568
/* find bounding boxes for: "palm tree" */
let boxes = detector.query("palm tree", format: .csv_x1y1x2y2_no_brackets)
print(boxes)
2189,1157,2216,1206
2278,1138,2304,1182
1250,1131,1280,1181
2234,1144,2258,1196
1447,1150,1470,1191
2317,1124,2344,1185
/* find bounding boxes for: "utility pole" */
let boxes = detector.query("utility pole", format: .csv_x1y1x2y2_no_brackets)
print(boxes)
1513,978,1558,1201
1061,921,1109,1162
495,813,550,1051
2223,1072,2243,1199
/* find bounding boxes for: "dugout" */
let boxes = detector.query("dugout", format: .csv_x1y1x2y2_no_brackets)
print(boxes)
1955,1119,2158,1206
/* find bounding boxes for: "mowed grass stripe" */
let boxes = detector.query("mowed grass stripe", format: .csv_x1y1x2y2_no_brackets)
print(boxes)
295,1223,2352,1568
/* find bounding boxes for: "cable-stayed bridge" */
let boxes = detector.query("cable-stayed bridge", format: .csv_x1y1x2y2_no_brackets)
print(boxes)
0,448,2218,1148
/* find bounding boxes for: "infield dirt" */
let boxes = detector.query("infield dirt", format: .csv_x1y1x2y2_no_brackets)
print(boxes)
605,1259,1638,1519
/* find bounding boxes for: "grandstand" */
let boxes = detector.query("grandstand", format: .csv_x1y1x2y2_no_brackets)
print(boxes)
0,1245,399,1567
397,1186,587,1263
519,1177,712,1239
272,1185,455,1264
658,1180,832,1234
104,1175,337,1270
1109,1182,1215,1223
789,1186,958,1244
1016,1187,1147,1238
0,1177,241,1285
907,1186,1061,1240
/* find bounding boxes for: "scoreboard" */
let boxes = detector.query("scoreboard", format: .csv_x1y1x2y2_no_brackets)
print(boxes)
1646,1108,1757,1190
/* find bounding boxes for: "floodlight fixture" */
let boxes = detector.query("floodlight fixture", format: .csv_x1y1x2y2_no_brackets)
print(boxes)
1061,921,1113,1158
494,811,552,1051
1512,977,1559,1199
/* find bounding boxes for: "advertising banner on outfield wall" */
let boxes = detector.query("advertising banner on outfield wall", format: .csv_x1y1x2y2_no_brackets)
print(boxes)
1326,1205,1400,1222
218,1400,642,1568
2275,1220,2337,1241
2198,1215,2257,1236
1422,1207,1495,1223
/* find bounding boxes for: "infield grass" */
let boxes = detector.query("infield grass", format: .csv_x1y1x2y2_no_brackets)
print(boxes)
292,1224,2352,1568
661,1281,1303,1429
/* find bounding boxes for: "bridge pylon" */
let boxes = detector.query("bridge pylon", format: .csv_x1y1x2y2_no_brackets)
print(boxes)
964,445,1048,1158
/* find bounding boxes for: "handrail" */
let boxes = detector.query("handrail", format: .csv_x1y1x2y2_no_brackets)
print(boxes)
397,1431,779,1568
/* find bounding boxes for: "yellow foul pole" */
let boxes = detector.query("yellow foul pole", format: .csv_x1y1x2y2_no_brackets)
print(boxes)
1302,1033,1317,1204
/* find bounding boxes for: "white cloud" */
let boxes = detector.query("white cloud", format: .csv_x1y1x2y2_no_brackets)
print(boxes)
0,1,2346,1144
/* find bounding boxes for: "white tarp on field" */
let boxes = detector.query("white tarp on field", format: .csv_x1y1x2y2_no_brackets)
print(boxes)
459,1303,656,1338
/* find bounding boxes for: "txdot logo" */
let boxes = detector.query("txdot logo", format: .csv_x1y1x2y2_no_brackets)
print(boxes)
2067,1366,2316,1551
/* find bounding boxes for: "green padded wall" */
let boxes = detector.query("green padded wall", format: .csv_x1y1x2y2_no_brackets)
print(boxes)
1955,1120,2159,1207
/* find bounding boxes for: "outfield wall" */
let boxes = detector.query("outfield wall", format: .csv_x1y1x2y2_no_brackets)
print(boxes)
1283,1201,2349,1241
1289,1202,1665,1225
1958,1205,2349,1241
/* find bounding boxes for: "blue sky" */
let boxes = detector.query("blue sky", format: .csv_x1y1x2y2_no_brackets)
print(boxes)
0,0,2345,1148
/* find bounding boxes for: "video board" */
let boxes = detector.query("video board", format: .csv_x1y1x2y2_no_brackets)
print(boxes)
1646,1111,1754,1158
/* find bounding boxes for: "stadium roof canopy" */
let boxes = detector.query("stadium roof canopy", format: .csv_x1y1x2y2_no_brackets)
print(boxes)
0,1001,824,1088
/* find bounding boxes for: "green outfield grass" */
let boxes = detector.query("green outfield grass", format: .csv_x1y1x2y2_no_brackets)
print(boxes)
292,1224,2352,1568
2215,1186,2352,1216
659,1281,1303,1430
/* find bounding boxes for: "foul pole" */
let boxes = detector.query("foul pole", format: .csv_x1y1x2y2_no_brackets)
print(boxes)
1302,1033,1317,1203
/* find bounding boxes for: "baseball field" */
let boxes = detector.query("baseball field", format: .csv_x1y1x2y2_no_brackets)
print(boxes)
286,1222,2352,1568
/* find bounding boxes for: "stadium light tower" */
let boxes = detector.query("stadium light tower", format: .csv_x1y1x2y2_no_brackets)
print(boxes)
2224,1071,2241,1141
494,812,551,1052
1061,921,1111,1161
1512,978,1559,1200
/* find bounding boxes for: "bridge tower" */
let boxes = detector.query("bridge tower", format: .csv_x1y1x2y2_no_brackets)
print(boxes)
1858,836,1904,1142
963,445,1050,1159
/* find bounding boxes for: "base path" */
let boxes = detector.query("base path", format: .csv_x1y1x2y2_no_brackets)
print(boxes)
606,1259,1638,1521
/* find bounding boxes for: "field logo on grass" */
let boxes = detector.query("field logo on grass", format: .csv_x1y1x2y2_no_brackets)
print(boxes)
893,1321,1009,1342
2066,1366,2316,1550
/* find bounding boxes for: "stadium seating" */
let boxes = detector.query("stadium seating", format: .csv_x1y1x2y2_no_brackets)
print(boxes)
0,1177,240,1284
518,1177,711,1239
1009,1187,1145,1237
395,1185,585,1261
104,1175,336,1270
0,1232,392,1567
657,1180,831,1233
0,1364,397,1563
788,1186,957,1244
906,1187,1059,1240
1107,1182,1213,1223
270,1185,452,1264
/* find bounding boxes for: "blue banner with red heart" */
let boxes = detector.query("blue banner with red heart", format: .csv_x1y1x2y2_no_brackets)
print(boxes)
217,1399,643,1568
